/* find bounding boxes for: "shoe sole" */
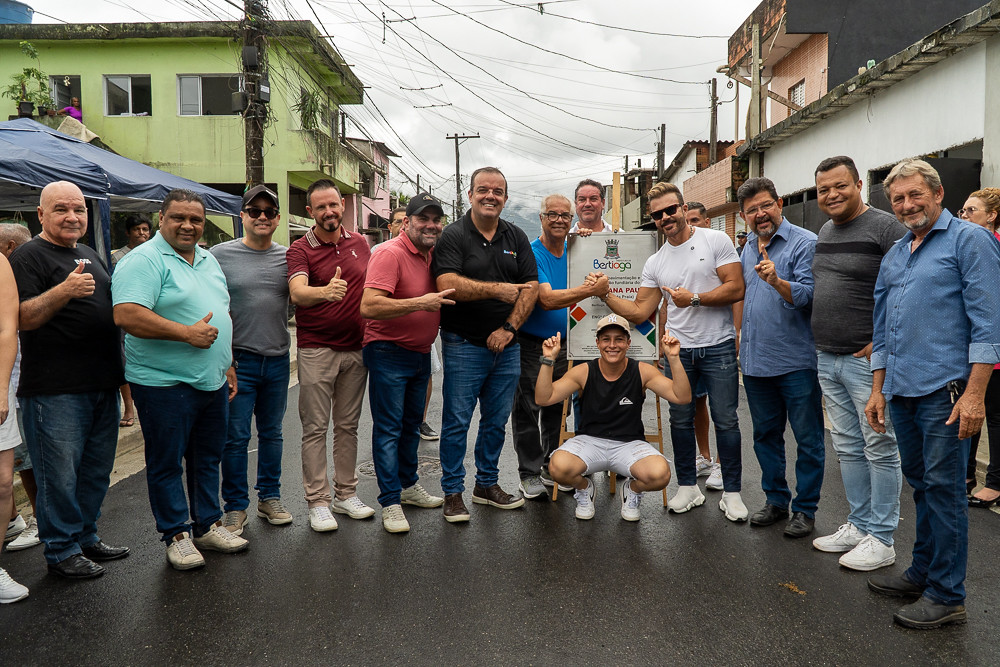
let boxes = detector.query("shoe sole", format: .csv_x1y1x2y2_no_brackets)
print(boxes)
309,520,338,532
419,432,439,441
518,484,546,500
6,538,41,552
471,496,525,509
401,498,445,508
840,556,896,572
47,567,105,580
867,580,924,598
443,513,471,523
783,528,814,538
575,510,595,520
224,526,245,536
812,541,861,553
705,482,724,491
330,506,376,520
169,558,206,571
719,500,748,522
193,541,248,554
750,514,788,527
383,522,410,533
0,592,29,604
667,495,705,514
257,511,293,525
893,610,967,629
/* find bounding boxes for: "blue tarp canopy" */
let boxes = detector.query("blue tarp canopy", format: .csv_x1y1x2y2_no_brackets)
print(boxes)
0,118,242,263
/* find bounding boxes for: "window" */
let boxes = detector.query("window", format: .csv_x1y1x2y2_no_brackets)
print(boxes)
711,215,726,232
178,75,242,116
105,75,152,116
788,79,805,108
49,75,81,109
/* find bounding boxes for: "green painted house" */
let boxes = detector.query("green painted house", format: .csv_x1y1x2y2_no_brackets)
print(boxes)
0,20,367,244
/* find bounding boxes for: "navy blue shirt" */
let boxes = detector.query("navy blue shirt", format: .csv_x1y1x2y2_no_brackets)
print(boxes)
872,211,1000,399
740,218,818,376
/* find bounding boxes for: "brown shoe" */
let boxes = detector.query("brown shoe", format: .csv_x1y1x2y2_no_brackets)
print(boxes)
472,484,525,509
443,493,471,523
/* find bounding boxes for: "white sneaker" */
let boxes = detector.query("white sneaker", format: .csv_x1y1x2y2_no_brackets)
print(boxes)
0,567,29,604
382,504,410,533
719,492,749,522
4,514,26,543
619,479,642,522
193,521,249,553
667,485,705,513
695,455,714,477
812,522,865,553
166,532,205,571
309,506,339,532
574,478,596,520
706,463,724,491
401,484,444,508
7,516,40,551
839,535,896,571
331,496,376,519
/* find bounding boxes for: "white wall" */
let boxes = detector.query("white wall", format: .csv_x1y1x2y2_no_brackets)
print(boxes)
762,41,987,196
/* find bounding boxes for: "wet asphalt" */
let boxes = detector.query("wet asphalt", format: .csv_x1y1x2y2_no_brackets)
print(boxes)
1,382,998,666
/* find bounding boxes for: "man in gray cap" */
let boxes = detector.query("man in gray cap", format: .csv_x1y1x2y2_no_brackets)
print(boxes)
211,185,293,535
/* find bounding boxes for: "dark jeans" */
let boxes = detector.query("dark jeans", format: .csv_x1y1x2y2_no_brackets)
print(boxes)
221,350,290,511
132,382,229,541
966,370,1000,491
439,330,520,495
363,341,430,507
511,333,567,478
890,388,970,605
663,340,742,491
743,369,826,517
19,391,119,564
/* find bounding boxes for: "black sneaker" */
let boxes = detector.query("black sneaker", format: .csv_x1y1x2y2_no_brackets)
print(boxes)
893,596,967,629
419,422,439,441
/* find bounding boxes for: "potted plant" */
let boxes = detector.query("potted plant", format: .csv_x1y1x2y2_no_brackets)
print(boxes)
2,41,55,118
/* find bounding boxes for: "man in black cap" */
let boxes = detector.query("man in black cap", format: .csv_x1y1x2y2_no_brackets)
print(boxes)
361,193,455,533
211,184,293,535
736,231,748,257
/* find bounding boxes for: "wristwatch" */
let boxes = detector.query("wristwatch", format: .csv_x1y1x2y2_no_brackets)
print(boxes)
502,322,518,335
690,293,701,307
539,356,555,367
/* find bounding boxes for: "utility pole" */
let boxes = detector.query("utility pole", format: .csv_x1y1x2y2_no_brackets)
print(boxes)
447,133,479,217
241,0,269,187
656,123,666,180
709,78,719,165
748,22,762,178
416,174,420,192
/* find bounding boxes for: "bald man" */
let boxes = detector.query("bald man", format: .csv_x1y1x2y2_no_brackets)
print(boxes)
8,182,128,579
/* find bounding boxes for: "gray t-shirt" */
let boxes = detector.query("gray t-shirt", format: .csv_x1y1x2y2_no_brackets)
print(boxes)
211,239,290,356
811,206,906,354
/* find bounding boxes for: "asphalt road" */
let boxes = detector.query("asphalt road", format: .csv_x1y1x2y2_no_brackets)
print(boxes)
2,382,998,666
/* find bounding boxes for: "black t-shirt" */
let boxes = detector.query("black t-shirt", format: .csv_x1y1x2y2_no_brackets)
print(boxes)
431,212,538,346
10,237,125,396
577,358,646,442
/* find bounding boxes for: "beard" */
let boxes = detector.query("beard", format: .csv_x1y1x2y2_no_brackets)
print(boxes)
901,213,932,232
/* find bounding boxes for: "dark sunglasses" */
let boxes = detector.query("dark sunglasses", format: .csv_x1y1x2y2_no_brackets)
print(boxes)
244,206,279,220
650,203,681,221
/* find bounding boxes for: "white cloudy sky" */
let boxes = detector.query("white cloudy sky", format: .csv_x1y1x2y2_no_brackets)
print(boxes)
28,0,760,210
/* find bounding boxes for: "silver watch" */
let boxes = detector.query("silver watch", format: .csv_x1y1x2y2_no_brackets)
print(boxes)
690,293,701,307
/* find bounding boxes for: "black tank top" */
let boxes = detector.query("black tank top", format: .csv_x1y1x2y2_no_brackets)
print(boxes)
577,358,645,442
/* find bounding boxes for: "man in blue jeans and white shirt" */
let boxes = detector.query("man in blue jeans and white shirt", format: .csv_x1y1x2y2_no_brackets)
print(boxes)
361,193,453,533
431,167,538,522
737,177,824,539
865,159,1000,629
810,156,905,570
599,180,748,522
212,185,293,535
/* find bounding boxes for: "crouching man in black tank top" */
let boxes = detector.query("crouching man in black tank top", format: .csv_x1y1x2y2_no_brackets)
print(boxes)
535,315,691,521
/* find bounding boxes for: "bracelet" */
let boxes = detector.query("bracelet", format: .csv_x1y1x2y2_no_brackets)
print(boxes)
539,355,555,367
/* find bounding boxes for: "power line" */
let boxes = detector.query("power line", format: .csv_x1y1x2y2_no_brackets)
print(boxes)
495,0,730,38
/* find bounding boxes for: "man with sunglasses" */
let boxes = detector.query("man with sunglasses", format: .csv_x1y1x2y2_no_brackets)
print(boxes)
596,181,748,522
211,185,292,536
512,195,608,499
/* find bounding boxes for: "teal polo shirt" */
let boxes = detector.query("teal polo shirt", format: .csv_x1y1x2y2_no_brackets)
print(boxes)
112,232,233,391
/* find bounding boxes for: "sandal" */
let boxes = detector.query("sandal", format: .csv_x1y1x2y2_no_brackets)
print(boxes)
119,417,135,428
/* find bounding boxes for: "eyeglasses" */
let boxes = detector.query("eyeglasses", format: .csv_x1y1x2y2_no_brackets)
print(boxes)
244,206,279,220
650,203,681,221
544,211,573,222
959,206,980,217
743,200,777,218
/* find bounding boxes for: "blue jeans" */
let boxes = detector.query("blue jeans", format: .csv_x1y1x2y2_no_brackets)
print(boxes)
132,382,229,541
364,342,430,507
663,340,742,491
221,350,290,511
817,351,901,545
439,331,520,495
19,391,119,564
743,369,826,517
889,388,970,606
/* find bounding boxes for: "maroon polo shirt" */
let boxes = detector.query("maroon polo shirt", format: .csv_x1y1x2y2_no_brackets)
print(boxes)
287,226,370,350
363,233,439,353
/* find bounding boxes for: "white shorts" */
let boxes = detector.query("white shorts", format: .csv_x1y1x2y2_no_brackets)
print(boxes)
557,434,665,478
0,388,20,452
430,338,442,375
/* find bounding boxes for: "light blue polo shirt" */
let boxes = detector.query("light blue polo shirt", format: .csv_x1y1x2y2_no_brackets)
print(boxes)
112,232,233,391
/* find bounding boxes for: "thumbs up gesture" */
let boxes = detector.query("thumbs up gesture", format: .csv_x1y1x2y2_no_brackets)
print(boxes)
187,311,219,349
321,266,348,302
62,261,95,298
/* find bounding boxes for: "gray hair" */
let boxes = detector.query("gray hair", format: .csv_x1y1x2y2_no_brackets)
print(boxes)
0,222,31,249
883,159,942,194
539,194,573,215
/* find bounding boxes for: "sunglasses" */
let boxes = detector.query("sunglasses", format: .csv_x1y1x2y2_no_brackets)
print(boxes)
244,206,279,220
650,203,681,221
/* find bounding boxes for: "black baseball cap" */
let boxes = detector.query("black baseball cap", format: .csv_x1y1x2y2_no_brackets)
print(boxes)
406,192,444,217
736,231,747,238
243,184,279,208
